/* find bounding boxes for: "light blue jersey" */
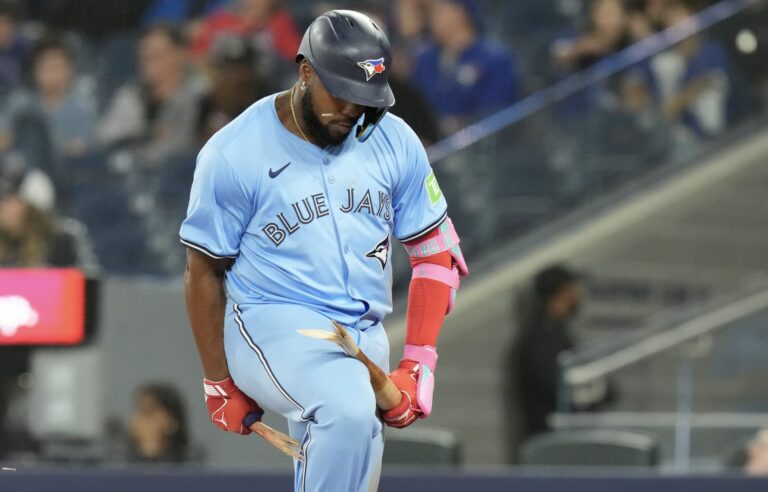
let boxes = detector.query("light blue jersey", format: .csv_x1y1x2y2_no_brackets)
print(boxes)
180,93,447,327
181,92,449,492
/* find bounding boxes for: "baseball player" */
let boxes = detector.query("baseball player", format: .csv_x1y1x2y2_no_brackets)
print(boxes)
180,10,468,492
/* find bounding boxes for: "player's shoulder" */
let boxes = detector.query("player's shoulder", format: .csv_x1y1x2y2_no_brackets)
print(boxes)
363,113,428,178
375,112,422,150
205,93,279,159
200,93,281,174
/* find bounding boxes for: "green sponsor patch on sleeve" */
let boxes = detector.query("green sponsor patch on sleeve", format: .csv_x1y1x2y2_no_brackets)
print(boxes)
425,170,443,206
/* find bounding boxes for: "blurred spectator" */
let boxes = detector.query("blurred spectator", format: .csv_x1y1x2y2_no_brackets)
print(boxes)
11,36,98,167
510,265,585,444
0,108,53,179
189,0,302,65
624,0,675,41
410,0,520,133
128,383,194,463
390,0,431,79
140,0,230,26
745,428,768,475
631,0,730,141
0,0,27,93
364,10,441,145
0,160,95,268
97,24,207,168
550,0,631,73
197,35,270,144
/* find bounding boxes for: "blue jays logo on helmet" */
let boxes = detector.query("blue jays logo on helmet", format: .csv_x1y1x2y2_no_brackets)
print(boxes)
356,57,386,81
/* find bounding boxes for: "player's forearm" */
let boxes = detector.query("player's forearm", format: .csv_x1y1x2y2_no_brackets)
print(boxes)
184,253,231,381
405,253,452,346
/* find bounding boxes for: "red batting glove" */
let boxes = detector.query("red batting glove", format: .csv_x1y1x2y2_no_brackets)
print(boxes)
203,378,263,435
381,360,422,428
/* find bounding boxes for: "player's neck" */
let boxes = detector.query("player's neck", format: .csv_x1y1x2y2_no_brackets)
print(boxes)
275,87,321,147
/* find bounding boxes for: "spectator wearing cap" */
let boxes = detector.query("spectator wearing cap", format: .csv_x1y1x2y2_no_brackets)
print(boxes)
509,264,585,444
409,0,521,133
97,24,207,168
197,36,270,145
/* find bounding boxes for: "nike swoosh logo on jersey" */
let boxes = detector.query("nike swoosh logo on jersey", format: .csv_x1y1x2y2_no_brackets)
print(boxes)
269,162,291,178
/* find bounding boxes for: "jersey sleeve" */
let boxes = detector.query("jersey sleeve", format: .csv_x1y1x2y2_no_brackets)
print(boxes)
392,128,448,242
179,144,254,258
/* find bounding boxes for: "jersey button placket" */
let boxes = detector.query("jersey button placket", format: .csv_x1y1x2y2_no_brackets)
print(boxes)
317,152,353,292
323,152,335,184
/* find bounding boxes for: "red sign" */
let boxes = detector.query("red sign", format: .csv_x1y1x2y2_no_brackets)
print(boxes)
0,268,86,345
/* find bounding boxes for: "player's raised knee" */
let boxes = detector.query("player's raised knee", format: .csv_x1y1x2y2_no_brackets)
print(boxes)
322,394,379,437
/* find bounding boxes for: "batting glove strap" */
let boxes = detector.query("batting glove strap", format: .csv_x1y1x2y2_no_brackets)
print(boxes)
203,378,239,399
381,390,420,428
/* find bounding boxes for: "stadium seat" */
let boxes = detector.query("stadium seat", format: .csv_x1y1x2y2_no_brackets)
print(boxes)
382,427,461,467
519,429,659,467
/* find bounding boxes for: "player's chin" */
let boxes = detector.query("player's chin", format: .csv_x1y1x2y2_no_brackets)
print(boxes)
327,124,353,144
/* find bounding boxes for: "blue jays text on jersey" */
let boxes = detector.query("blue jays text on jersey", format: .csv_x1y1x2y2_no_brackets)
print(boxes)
180,93,448,329
260,187,393,247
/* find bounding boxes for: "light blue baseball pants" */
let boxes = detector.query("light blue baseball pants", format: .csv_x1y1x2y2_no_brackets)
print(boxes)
224,302,390,492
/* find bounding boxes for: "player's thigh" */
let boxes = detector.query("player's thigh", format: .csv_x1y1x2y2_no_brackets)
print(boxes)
356,322,390,374
224,303,378,421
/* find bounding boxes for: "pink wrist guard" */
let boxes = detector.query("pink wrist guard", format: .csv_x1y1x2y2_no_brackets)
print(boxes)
403,344,438,418
403,344,438,371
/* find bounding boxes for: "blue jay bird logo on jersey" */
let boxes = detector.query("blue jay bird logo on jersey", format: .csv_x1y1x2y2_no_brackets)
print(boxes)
357,58,386,81
365,236,390,270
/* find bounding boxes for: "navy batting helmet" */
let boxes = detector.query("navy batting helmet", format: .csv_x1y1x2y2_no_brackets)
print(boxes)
297,10,395,142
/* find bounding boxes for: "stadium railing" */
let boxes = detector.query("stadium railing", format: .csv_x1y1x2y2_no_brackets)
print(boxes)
556,274,768,469
408,0,768,288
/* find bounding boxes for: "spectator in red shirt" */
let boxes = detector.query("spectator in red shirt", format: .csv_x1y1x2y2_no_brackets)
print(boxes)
189,0,301,64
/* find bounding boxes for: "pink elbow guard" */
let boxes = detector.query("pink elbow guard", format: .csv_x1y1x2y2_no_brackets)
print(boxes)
406,218,469,314
404,344,438,418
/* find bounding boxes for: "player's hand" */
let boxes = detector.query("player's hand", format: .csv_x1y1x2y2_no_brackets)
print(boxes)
203,377,263,435
381,360,424,428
